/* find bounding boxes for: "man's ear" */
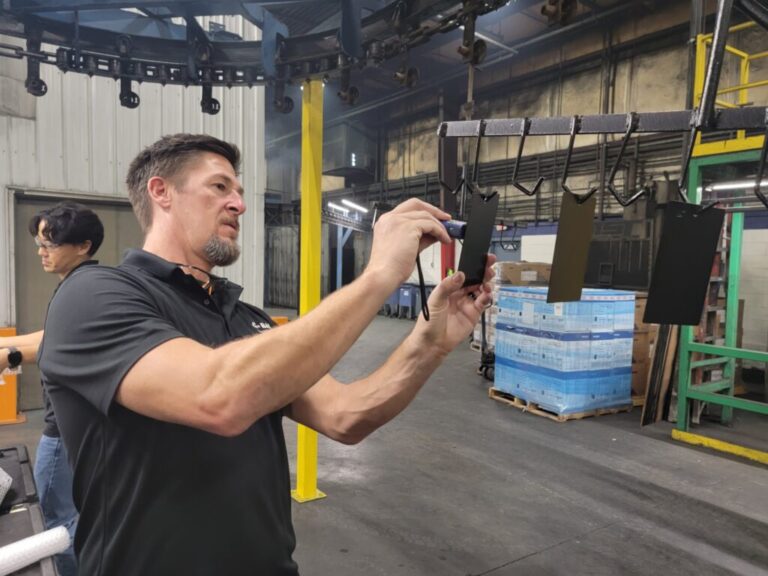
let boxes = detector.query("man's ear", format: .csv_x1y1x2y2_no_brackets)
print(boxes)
147,176,173,210
76,240,92,257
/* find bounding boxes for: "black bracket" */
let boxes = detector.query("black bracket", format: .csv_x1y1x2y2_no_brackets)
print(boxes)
337,55,359,105
457,10,486,66
115,35,139,109
561,116,598,204
119,76,139,108
200,83,220,115
511,117,544,196
605,112,646,207
23,28,47,97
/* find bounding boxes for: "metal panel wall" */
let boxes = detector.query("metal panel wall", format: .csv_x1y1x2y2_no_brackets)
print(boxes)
267,225,299,309
0,15,266,327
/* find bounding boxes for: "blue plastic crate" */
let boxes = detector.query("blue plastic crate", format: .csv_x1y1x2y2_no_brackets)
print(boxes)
398,284,418,319
382,289,400,317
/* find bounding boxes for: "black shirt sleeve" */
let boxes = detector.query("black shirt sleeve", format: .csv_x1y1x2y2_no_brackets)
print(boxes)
39,266,184,416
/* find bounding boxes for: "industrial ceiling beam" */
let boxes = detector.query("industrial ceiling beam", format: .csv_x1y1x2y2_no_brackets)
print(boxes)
0,0,507,92
6,0,337,14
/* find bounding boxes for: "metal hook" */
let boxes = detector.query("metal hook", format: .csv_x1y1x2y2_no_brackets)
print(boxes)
511,118,544,197
471,120,486,184
561,116,597,204
605,112,647,207
676,124,697,204
440,176,464,198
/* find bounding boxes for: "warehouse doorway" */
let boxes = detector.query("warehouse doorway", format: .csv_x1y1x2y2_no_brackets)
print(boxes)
12,192,143,410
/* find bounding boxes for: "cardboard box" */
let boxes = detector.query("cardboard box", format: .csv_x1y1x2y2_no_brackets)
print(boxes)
633,331,652,363
494,261,551,286
632,360,650,396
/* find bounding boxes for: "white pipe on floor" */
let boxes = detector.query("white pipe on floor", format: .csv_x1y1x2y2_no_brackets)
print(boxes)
0,525,70,576
0,468,10,506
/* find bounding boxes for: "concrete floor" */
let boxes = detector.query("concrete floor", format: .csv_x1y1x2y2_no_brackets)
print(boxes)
2,315,767,575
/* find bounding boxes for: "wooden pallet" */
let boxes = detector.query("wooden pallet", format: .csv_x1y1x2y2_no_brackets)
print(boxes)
488,388,632,423
632,395,645,407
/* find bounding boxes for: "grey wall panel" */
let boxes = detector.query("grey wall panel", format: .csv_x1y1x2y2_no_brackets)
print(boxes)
62,72,92,192
91,78,118,196
115,102,142,199
37,66,65,191
266,225,299,309
140,83,164,149
9,117,37,188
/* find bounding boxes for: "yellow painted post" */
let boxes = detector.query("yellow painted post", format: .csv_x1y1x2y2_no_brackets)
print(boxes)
738,52,749,141
694,34,707,148
292,79,326,503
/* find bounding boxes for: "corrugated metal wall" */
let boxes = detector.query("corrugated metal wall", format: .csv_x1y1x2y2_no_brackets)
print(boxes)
266,223,331,309
0,15,266,326
266,226,299,308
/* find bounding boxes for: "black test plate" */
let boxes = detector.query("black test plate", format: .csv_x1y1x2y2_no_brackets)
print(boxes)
458,193,499,286
644,202,725,325
547,192,597,303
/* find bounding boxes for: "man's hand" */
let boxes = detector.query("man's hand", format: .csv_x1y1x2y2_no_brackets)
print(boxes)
0,349,9,372
366,199,451,289
411,254,497,357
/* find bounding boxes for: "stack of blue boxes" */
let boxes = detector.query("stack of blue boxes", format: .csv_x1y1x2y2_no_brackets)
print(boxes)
494,287,635,415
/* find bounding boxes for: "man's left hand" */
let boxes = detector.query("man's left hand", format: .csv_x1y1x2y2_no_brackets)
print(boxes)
412,254,497,358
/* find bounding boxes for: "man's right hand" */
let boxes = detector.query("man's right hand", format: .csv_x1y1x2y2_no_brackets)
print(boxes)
365,199,452,289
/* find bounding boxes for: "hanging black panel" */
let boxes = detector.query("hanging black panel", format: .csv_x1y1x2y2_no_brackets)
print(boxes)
643,202,725,325
547,192,597,303
458,193,499,286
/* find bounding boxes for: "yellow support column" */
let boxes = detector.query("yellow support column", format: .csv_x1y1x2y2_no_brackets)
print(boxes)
292,79,326,503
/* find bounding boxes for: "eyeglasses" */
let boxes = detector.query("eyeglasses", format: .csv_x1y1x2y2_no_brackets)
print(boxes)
34,238,60,250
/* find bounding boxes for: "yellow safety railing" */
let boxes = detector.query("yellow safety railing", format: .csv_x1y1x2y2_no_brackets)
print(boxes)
694,21,768,156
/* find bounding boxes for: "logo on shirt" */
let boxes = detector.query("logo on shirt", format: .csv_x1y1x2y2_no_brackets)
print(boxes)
252,321,271,331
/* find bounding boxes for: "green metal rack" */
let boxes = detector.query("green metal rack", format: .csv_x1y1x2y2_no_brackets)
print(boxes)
676,151,768,449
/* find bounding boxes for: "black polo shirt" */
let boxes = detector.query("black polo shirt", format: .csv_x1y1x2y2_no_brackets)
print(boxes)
38,249,297,576
41,259,98,438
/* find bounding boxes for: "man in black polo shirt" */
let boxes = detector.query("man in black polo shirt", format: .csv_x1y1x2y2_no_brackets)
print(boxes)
38,134,495,576
1,202,104,576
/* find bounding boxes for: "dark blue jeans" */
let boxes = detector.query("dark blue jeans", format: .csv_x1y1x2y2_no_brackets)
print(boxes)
34,434,78,576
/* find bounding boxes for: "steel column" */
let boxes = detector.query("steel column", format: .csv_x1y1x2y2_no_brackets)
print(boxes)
722,206,744,423
336,225,353,291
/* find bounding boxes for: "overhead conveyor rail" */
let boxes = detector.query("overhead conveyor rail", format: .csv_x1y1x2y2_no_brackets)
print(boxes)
0,0,509,113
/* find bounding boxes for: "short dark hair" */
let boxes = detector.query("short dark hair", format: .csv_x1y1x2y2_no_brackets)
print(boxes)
125,134,241,233
28,202,104,256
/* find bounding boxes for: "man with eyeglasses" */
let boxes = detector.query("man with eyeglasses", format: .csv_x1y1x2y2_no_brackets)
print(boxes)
0,201,104,576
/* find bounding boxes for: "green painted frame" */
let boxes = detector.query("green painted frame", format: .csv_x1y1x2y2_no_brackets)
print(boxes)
677,151,768,432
